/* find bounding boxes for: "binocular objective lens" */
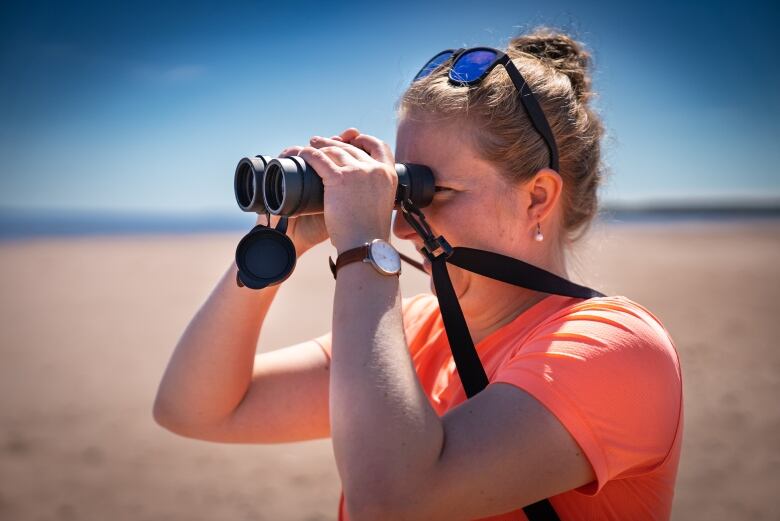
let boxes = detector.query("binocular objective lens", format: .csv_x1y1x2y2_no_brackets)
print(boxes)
275,169,284,205
236,163,255,209
264,164,284,213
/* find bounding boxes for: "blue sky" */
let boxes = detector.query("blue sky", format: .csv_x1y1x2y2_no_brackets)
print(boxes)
1,0,778,215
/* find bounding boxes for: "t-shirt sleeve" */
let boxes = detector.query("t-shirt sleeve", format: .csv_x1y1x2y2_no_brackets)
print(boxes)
311,330,333,361
491,297,682,495
311,292,435,362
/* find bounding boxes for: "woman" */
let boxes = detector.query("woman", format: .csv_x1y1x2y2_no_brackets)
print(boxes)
154,27,683,521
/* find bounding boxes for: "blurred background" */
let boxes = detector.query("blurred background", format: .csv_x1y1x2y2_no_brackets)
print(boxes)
1,0,778,520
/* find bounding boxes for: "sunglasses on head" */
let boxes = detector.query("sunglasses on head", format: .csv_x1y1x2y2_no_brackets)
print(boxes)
413,47,559,173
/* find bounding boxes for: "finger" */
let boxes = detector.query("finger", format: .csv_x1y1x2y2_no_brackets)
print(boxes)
350,134,394,165
338,128,361,142
317,145,359,167
310,135,372,162
297,146,342,185
278,145,304,157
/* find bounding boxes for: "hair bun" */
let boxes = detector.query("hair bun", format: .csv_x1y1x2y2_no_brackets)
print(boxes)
508,27,594,103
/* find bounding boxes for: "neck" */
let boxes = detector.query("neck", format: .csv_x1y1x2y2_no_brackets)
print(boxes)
457,248,569,346
460,284,550,346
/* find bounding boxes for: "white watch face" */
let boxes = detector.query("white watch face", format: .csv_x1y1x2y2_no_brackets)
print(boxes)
369,239,401,275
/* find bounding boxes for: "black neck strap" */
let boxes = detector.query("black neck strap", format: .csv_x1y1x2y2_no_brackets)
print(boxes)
424,246,604,399
448,247,604,300
399,198,604,521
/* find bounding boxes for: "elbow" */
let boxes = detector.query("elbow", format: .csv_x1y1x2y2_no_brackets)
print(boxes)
152,394,229,442
152,395,180,433
152,394,195,437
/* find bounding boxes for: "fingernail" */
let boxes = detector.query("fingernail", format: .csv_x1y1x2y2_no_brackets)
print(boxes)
311,136,322,142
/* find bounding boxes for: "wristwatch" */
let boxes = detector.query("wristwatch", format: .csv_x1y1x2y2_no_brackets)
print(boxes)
329,239,402,279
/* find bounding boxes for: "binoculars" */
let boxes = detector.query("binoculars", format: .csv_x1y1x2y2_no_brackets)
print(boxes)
232,153,436,290
234,155,436,216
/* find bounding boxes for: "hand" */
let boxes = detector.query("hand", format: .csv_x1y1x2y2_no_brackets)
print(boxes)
297,128,398,255
255,145,331,254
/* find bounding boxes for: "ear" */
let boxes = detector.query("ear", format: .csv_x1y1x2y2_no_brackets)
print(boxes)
525,168,563,226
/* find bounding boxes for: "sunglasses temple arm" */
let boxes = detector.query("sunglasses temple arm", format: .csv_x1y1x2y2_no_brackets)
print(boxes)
503,63,560,172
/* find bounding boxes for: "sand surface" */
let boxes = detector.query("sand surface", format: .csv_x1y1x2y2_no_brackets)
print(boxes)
1,220,778,520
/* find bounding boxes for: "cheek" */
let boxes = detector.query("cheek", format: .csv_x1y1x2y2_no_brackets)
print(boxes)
409,186,513,252
433,194,508,248
424,196,476,237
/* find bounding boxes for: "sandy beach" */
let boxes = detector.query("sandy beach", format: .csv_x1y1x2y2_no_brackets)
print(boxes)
1,220,778,521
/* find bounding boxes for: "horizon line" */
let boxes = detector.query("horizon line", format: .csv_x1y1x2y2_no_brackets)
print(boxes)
1,194,780,217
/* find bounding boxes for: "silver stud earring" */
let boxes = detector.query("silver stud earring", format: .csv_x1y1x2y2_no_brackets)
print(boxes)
534,222,544,242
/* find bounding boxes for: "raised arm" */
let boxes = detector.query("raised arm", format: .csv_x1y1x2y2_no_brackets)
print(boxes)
153,145,333,443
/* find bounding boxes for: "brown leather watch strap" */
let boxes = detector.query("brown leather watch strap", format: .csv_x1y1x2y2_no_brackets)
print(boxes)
328,244,369,279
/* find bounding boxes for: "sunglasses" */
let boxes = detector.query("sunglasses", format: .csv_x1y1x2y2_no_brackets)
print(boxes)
412,47,559,173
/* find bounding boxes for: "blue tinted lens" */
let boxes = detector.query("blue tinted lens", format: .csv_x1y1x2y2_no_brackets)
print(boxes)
450,50,498,83
413,51,454,82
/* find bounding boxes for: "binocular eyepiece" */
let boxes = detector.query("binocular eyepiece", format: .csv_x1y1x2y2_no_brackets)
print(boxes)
234,155,436,216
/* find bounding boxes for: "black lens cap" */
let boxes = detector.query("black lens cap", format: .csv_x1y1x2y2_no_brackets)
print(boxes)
235,224,297,289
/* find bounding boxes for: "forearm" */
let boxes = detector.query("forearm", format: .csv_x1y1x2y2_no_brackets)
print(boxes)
154,243,303,428
329,262,443,509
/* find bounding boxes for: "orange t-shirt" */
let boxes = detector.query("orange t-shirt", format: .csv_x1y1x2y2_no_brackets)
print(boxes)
315,293,684,521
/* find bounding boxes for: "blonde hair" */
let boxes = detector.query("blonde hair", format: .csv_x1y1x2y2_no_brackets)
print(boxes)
397,26,606,243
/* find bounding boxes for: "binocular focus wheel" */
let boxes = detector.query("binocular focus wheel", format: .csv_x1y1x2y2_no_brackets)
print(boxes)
235,225,297,289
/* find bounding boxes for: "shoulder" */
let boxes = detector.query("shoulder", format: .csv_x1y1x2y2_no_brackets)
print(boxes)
518,294,683,405
493,296,683,490
522,295,680,372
